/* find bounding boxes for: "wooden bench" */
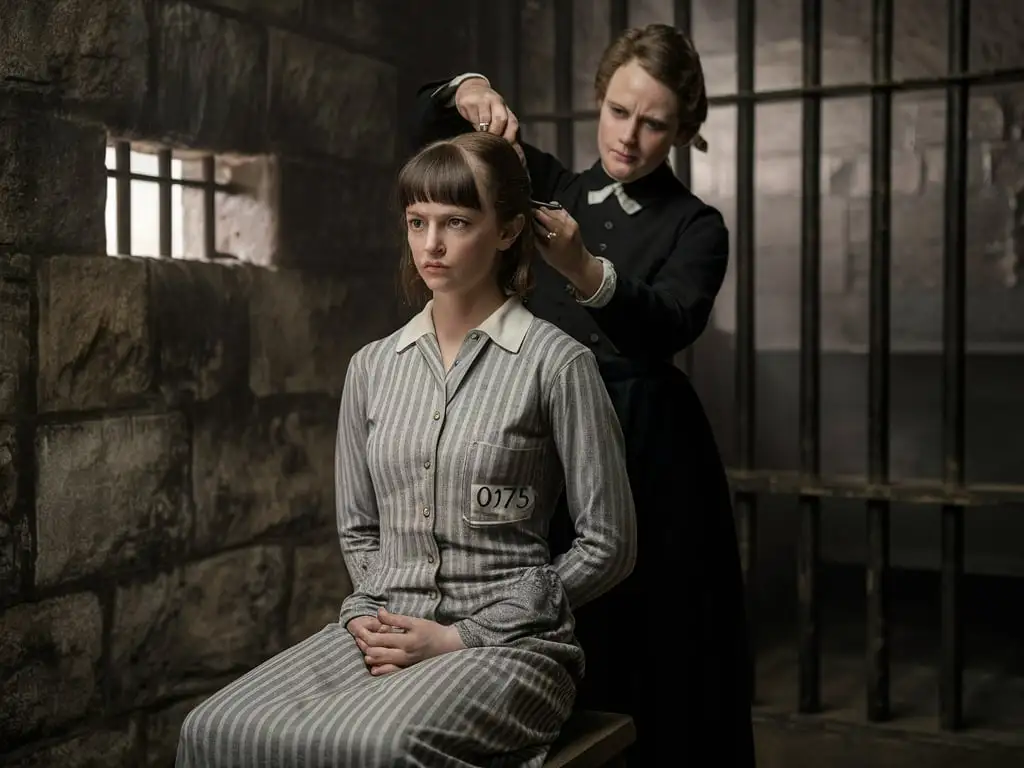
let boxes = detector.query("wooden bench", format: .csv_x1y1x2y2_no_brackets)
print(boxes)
544,710,636,768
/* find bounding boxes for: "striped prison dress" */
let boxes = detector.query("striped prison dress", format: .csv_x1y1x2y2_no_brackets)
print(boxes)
176,296,637,767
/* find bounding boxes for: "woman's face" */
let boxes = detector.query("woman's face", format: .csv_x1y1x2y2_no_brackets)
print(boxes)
405,171,522,299
596,59,683,183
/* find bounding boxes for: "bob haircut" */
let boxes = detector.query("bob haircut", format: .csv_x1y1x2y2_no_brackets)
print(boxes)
396,131,535,305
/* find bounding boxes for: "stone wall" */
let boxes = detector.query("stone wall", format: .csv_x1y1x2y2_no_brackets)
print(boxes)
0,1,477,764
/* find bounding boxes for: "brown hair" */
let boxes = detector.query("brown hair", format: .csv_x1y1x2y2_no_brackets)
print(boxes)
594,23,709,152
396,132,534,306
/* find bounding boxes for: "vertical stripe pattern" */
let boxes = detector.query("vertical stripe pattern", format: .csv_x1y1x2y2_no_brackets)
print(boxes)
176,299,636,767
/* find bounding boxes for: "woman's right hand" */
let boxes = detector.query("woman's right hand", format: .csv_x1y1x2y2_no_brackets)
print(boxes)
347,615,382,637
455,78,520,143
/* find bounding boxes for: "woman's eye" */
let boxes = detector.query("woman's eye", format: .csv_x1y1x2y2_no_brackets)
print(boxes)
407,218,423,229
449,218,468,229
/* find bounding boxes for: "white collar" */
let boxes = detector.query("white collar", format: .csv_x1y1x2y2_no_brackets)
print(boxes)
395,295,533,354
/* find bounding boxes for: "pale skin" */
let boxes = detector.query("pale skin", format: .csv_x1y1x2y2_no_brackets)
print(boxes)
454,59,694,302
348,612,463,677
347,161,524,676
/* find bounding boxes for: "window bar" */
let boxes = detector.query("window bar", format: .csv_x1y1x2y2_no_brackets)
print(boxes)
609,0,628,37
202,155,216,261
482,2,520,113
474,6,493,102
554,0,574,168
798,0,823,715
940,0,969,732
158,149,172,258
477,4,496,93
672,0,694,189
727,472,1024,506
519,62,1024,122
674,0,696,376
106,170,226,190
506,2,523,112
734,0,758,697
866,0,894,723
115,141,132,256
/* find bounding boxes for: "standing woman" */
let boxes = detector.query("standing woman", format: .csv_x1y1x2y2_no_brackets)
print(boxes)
410,23,755,765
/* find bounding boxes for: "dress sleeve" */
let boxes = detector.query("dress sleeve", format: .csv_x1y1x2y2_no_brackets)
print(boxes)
547,351,637,609
589,205,729,359
335,348,386,628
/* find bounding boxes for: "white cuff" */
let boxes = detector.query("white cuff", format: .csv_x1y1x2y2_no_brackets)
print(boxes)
431,72,490,107
575,257,617,308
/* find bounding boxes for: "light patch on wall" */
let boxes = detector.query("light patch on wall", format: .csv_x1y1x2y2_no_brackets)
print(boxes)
105,147,186,259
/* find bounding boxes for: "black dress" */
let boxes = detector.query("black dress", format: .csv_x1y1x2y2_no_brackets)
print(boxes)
411,83,756,766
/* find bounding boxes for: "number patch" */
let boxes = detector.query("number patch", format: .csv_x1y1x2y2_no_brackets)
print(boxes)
466,484,536,526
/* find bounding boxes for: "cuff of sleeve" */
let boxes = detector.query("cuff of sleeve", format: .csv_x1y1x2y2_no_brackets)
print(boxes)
338,595,382,630
453,619,497,649
430,72,490,107
575,256,617,308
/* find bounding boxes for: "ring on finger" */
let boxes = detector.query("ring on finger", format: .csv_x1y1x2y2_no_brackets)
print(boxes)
478,121,490,131
545,231,557,241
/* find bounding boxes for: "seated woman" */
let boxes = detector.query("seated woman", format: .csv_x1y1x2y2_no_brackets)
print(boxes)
175,131,637,768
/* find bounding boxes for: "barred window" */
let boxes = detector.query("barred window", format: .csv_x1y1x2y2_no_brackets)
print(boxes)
104,140,235,260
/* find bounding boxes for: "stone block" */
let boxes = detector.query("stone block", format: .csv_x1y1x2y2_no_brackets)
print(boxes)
305,0,407,57
249,268,401,397
0,593,103,746
7,721,139,767
144,694,207,767
192,399,335,550
822,98,871,154
0,272,31,417
157,2,268,151
287,537,352,644
268,30,397,161
0,0,149,129
0,423,30,601
277,159,400,270
206,0,303,23
37,256,152,413
110,547,287,705
35,413,190,587
754,193,848,249
986,141,1020,190
0,253,32,281
889,193,946,268
756,102,803,157
753,155,800,197
0,111,106,254
150,259,249,403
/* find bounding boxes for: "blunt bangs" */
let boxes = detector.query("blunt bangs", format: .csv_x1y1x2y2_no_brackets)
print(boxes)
397,142,483,212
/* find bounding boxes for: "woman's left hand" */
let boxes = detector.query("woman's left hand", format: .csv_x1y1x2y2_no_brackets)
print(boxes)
353,608,465,675
532,207,604,297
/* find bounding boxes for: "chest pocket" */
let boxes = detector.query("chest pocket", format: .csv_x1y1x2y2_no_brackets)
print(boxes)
463,440,548,527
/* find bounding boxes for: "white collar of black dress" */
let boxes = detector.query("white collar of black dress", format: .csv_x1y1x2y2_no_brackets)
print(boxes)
585,159,680,208
587,181,643,214
395,295,533,354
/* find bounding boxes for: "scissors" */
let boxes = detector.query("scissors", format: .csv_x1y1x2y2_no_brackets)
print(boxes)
530,200,563,211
